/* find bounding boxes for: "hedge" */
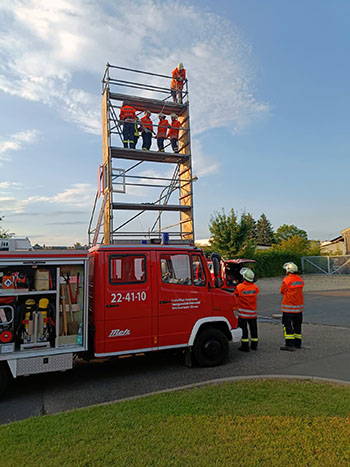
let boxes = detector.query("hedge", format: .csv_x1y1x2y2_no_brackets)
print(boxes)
242,250,303,278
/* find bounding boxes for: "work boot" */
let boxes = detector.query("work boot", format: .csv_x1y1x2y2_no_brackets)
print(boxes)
251,341,258,351
280,345,295,352
294,340,302,349
238,341,250,352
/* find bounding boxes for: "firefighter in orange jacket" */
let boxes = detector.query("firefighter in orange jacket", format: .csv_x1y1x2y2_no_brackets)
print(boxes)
140,110,154,151
280,262,304,351
156,113,169,152
171,62,186,103
119,101,137,149
234,268,260,352
167,113,181,153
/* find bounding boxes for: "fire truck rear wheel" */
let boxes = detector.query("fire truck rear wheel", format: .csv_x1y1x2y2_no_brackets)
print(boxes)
193,328,229,367
0,363,9,398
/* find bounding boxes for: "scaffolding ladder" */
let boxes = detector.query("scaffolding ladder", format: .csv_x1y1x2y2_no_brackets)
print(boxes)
88,63,195,246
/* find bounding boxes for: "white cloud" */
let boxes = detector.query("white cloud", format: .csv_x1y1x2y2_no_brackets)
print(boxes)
0,130,40,164
0,181,23,189
192,139,219,177
0,0,268,137
0,183,95,213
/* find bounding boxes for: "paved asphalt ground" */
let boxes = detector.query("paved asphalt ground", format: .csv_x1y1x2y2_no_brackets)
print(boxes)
1,275,350,425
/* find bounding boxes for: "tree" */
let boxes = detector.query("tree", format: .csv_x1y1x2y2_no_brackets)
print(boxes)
256,213,275,245
275,224,308,243
0,215,13,238
208,209,256,258
209,209,237,258
242,212,257,242
72,242,88,250
273,235,310,255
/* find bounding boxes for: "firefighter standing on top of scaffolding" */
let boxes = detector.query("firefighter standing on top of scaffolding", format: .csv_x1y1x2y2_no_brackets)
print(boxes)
140,110,154,151
156,113,169,152
119,101,137,149
171,63,186,103
167,113,181,153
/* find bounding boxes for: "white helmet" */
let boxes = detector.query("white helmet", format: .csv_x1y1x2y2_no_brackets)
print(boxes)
158,113,165,118
178,62,184,70
240,268,255,282
145,109,151,115
283,262,298,273
170,113,177,118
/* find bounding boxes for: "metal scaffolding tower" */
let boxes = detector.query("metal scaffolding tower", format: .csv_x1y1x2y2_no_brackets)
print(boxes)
88,63,195,246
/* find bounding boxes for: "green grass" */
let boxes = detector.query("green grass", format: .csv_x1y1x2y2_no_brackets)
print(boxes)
1,380,350,466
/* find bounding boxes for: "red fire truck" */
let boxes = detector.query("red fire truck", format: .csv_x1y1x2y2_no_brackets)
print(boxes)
0,244,241,396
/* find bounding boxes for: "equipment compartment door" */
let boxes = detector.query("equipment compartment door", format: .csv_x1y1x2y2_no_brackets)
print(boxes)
157,252,211,347
104,253,152,354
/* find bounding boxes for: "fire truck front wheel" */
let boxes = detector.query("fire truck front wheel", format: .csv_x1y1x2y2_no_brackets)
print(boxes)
193,328,229,367
0,363,9,398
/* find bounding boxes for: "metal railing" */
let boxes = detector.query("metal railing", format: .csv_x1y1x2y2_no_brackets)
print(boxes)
302,255,350,274
101,63,189,104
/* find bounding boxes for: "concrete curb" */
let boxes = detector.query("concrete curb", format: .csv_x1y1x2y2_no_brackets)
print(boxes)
66,374,350,414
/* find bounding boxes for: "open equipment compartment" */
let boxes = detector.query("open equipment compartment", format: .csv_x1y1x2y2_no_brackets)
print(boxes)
0,250,89,360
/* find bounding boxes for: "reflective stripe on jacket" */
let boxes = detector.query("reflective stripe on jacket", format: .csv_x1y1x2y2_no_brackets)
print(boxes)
280,274,304,313
171,68,186,90
157,119,169,138
141,116,153,132
119,105,136,122
167,119,181,139
234,280,260,319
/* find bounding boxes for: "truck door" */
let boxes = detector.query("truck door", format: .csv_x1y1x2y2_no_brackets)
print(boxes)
104,252,152,354
157,252,211,347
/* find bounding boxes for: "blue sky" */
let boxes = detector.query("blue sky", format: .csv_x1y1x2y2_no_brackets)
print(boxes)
0,0,349,245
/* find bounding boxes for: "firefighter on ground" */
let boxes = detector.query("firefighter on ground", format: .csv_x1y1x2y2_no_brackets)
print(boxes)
234,268,260,352
156,113,169,152
280,262,304,351
140,110,154,150
171,62,186,103
119,101,137,149
167,113,181,153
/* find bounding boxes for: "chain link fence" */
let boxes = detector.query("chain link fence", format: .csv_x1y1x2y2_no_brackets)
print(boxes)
302,256,350,275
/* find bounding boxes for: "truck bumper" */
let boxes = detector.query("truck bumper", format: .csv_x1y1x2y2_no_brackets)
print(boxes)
231,327,242,343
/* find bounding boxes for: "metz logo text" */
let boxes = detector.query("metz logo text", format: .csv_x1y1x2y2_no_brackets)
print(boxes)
108,329,131,337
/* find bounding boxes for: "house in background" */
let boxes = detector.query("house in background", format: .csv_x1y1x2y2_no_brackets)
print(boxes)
195,238,210,247
320,228,350,255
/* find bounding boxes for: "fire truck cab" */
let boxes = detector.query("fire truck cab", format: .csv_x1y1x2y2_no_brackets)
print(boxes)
89,244,241,363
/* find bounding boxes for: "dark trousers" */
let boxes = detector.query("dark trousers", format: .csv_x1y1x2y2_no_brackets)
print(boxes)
238,317,258,348
170,138,179,153
142,132,152,150
157,137,165,152
123,122,135,148
282,312,303,347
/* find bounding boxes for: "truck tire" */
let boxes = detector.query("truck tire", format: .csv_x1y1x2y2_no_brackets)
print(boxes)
0,363,9,398
193,328,229,367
